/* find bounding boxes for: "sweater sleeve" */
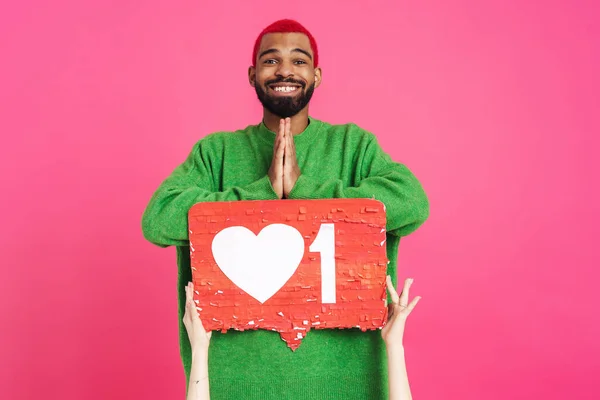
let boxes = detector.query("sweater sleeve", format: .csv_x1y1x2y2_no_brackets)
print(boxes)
142,141,278,247
287,135,429,237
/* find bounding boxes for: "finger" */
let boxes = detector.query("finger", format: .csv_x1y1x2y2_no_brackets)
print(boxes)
387,303,395,319
399,278,413,307
385,304,398,329
284,130,291,165
186,284,197,313
405,296,421,315
287,118,296,152
279,118,286,140
185,283,191,303
273,134,280,155
279,129,286,154
183,305,190,326
386,275,400,304
273,120,283,158
285,119,294,153
285,117,291,137
274,129,285,164
189,282,196,307
284,119,290,145
284,131,292,170
288,132,296,160
185,291,194,315
276,140,285,171
276,119,283,138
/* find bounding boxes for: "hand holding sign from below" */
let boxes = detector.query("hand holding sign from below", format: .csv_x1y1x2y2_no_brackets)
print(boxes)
382,276,421,347
268,118,301,199
183,282,211,400
382,276,421,400
183,282,212,350
182,278,420,400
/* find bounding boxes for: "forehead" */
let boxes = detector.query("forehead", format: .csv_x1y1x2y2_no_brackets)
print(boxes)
258,32,313,55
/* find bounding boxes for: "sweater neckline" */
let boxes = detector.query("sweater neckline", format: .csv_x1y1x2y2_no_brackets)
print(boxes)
255,116,322,147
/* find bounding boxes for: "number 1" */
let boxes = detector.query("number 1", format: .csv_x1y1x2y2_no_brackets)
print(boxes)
309,223,336,303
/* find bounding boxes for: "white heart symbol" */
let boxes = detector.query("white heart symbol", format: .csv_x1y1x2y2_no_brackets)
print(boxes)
211,224,305,304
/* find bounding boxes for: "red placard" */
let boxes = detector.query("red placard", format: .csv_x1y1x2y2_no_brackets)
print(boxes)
188,199,389,350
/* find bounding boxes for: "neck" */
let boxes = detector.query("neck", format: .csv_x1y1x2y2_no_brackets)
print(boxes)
263,107,310,135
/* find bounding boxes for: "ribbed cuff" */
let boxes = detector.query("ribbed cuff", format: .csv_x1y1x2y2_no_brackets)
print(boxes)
244,175,280,200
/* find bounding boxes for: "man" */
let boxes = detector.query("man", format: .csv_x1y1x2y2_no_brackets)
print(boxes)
142,19,429,400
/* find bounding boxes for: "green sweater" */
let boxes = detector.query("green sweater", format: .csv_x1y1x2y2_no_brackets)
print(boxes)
142,117,429,399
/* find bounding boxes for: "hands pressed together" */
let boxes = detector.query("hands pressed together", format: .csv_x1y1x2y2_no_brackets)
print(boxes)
268,118,301,199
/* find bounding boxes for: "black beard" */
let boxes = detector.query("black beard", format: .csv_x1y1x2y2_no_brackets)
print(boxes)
255,79,315,118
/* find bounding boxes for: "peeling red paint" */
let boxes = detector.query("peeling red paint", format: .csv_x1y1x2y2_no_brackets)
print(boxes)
188,199,389,351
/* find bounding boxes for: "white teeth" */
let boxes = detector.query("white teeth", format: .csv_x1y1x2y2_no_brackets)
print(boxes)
274,86,297,92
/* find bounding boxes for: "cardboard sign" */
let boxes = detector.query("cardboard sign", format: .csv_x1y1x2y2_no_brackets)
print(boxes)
188,199,389,350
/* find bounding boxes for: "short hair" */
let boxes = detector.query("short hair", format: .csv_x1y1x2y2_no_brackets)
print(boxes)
252,19,319,67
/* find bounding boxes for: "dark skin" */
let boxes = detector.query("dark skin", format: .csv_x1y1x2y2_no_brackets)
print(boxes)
248,33,323,199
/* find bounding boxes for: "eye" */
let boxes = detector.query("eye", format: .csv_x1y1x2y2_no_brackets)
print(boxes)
263,59,277,65
294,60,307,65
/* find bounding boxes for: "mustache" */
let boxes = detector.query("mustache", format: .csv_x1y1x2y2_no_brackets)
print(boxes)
265,78,306,88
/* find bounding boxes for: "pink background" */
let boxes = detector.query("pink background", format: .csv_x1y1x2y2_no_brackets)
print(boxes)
1,1,598,399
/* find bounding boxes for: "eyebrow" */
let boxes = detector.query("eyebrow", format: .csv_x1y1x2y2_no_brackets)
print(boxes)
258,48,313,61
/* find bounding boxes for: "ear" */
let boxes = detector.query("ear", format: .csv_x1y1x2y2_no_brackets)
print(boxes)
314,67,323,89
248,66,256,87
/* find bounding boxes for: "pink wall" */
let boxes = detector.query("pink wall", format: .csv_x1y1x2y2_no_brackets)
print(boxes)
1,1,598,399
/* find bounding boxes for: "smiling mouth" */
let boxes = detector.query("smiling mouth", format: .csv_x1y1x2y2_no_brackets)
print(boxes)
269,84,301,94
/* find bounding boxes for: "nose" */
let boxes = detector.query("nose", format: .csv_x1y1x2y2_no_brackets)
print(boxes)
275,60,294,78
